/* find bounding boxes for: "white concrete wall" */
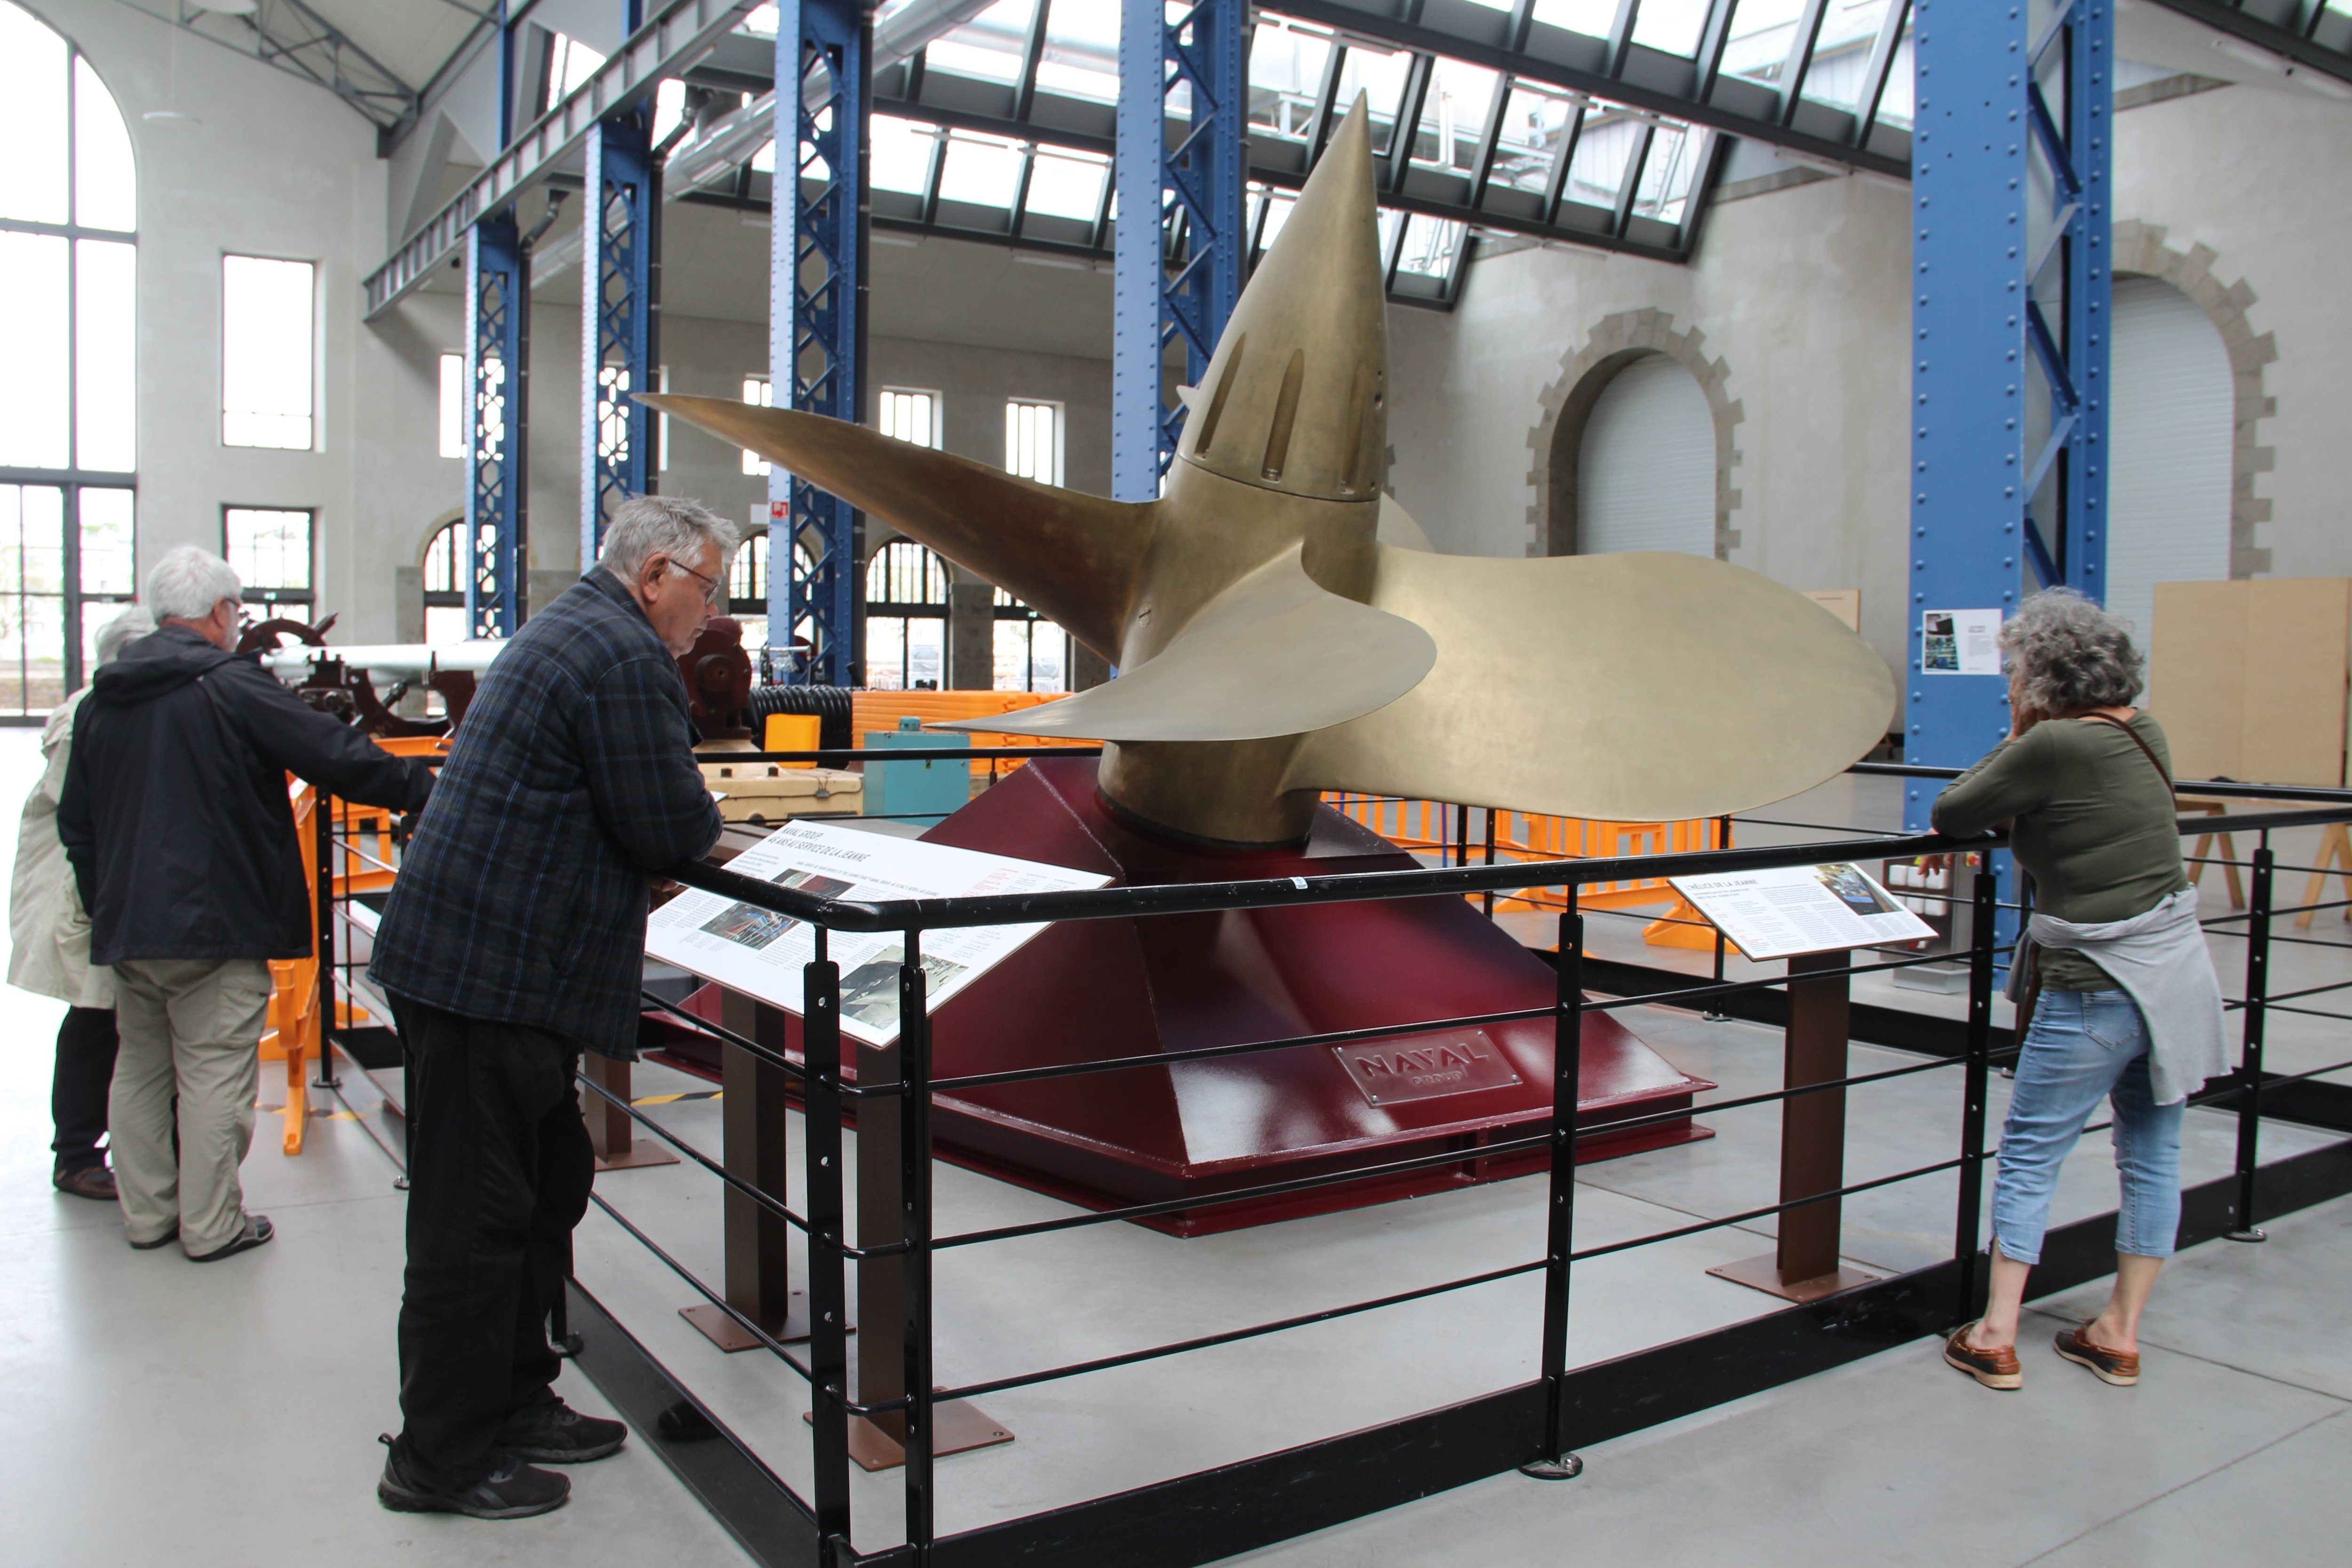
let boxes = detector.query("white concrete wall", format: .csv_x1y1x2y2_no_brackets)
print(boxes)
35,0,391,624
1385,169,1916,670
53,0,2351,675
1383,80,2352,678
2110,82,2352,585
345,294,1116,633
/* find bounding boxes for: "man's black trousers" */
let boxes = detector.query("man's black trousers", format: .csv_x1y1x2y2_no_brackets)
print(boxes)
389,995,595,1490
51,1006,118,1173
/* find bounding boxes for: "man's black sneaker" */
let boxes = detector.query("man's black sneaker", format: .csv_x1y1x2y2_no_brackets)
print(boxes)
377,1448,570,1519
494,1399,628,1464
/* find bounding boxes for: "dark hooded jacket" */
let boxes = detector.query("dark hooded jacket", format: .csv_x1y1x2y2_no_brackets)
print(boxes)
57,625,435,965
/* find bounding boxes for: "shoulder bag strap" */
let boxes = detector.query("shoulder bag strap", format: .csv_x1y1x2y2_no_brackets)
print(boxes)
2078,714,2174,801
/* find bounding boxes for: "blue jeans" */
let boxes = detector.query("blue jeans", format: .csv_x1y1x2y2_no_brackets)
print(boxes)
1989,988,2185,1265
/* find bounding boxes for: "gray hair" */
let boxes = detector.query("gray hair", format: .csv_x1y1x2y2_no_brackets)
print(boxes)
2001,588,2144,716
146,545,243,622
597,496,739,586
95,605,154,665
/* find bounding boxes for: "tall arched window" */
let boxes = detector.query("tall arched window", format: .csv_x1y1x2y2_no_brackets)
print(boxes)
729,527,769,657
864,540,948,690
421,519,470,645
992,587,1069,692
0,3,137,716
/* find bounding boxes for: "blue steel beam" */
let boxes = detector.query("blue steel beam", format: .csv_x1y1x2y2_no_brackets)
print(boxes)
1908,0,2113,959
581,111,659,572
767,0,866,686
464,211,527,636
1113,0,1246,501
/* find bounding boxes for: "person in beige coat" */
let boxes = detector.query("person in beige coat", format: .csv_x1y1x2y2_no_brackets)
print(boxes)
8,605,154,1199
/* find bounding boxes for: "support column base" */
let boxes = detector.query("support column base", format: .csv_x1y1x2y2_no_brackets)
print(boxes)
681,1297,813,1351
595,1145,681,1172
803,1402,1015,1472
1708,1252,1879,1304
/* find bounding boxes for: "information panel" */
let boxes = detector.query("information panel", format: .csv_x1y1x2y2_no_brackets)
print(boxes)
647,820,1110,1047
1668,862,1935,962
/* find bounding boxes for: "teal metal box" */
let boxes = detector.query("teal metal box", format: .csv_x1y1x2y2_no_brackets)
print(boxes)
863,716,968,828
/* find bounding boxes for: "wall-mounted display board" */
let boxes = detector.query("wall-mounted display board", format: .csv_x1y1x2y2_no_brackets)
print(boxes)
646,819,1109,1047
2153,579,2350,787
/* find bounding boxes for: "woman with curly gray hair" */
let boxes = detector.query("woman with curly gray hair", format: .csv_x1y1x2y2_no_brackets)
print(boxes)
1932,589,2225,1393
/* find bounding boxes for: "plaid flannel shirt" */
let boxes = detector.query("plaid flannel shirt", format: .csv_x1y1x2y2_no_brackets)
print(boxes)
370,570,722,1057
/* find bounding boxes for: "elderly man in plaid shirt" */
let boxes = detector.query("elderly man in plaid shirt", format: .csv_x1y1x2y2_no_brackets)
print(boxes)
370,496,735,1519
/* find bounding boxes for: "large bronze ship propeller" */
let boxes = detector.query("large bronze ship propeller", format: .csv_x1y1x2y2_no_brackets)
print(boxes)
646,101,1894,847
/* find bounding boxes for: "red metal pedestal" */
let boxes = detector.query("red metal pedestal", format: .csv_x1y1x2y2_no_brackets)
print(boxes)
660,757,1713,1234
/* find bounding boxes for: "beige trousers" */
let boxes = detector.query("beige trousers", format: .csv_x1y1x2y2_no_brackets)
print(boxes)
109,957,273,1255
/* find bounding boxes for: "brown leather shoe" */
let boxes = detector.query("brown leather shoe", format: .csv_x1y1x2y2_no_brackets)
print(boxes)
2054,1323,2141,1386
1944,1321,2023,1389
53,1165,116,1201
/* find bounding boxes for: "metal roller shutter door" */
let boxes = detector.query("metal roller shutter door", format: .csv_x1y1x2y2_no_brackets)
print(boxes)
1576,355,1716,557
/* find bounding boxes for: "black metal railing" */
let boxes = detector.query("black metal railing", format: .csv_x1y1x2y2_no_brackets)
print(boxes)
310,753,2352,1568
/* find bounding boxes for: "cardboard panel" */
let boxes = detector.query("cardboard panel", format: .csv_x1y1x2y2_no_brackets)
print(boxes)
1802,589,1861,632
2239,579,2350,787
2152,581,2248,781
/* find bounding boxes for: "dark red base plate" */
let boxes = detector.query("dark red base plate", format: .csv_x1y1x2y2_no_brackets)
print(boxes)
650,756,1713,1235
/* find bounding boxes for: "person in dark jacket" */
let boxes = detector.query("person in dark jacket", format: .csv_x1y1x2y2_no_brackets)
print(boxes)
368,495,732,1520
56,546,433,1262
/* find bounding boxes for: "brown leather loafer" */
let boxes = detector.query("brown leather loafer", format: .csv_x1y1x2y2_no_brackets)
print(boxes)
2054,1323,2141,1386
1944,1322,2023,1389
53,1165,117,1201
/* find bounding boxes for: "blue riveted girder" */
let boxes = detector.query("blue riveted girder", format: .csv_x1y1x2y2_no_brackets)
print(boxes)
768,0,866,685
581,111,659,573
1112,0,1245,501
464,211,527,637
1907,0,2112,836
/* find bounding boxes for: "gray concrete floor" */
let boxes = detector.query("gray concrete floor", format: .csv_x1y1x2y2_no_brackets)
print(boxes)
2,732,2345,1566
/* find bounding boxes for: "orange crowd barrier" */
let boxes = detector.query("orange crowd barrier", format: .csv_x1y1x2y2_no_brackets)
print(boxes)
260,735,447,1154
850,690,1084,782
1320,796,1729,951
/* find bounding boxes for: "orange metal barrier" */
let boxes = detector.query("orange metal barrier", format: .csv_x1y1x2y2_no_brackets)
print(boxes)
850,690,1084,781
260,735,446,1154
1320,796,1729,950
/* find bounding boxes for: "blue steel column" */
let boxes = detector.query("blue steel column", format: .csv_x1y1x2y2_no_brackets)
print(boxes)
1907,0,2111,838
1112,0,1245,501
464,212,526,637
582,111,658,572
768,0,866,685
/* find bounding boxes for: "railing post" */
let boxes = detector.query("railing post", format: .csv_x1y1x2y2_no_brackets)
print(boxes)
1705,813,1732,1020
1482,806,1497,918
2229,840,2273,1243
899,931,936,1554
1953,864,1997,1320
803,933,855,1562
314,788,338,1090
1521,891,1583,1481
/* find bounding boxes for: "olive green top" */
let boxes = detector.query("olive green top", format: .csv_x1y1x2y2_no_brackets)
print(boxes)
1929,712,2189,991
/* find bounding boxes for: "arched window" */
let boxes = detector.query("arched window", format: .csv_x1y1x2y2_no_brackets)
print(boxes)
0,3,137,716
864,539,948,690
992,586,1070,692
2105,276,2233,649
1574,355,1713,557
729,527,769,657
421,519,470,645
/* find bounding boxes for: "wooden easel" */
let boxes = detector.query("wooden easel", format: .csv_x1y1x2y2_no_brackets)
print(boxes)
2297,821,2352,931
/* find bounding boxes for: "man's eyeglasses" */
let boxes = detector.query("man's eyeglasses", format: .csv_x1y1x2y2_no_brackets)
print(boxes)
670,557,724,607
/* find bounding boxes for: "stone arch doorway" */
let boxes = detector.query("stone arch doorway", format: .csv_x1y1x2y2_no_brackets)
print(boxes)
1528,310,1742,560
